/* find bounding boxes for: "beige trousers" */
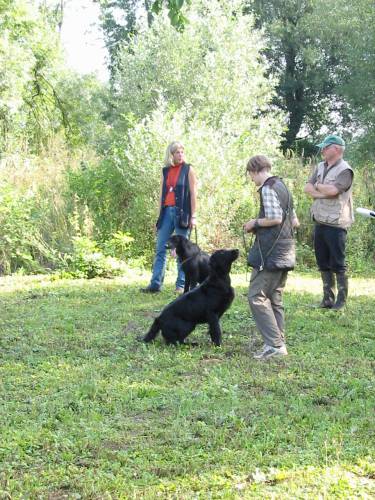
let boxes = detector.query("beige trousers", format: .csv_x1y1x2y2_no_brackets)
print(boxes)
248,269,289,348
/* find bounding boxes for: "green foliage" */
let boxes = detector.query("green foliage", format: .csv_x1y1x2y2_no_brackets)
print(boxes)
94,0,145,77
241,0,375,156
102,231,135,260
73,0,284,260
94,0,191,77
63,236,127,279
97,0,375,160
0,0,69,153
152,0,190,29
1,0,375,276
0,187,39,274
0,141,97,275
330,0,375,160
1,272,375,496
0,184,59,274
54,74,111,149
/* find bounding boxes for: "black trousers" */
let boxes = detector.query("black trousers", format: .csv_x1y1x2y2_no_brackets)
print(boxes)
314,223,347,273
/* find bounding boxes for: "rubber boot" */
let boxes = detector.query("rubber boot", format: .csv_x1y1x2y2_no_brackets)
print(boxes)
318,271,335,308
332,272,348,310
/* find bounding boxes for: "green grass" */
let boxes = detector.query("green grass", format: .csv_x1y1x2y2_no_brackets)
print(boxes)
1,270,374,498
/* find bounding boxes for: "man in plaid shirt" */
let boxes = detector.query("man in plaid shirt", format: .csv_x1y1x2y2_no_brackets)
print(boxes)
244,155,299,361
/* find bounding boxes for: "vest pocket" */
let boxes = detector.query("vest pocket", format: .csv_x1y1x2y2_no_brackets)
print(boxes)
247,238,295,271
247,243,261,269
313,198,342,224
265,239,295,271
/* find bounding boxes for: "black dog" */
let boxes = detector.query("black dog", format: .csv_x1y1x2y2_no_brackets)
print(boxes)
142,249,239,346
167,235,210,293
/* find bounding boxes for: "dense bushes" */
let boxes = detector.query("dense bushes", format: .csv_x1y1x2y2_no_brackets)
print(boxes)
2,141,374,276
1,0,375,277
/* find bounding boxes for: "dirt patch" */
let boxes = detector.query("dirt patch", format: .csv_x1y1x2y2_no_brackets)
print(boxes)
140,309,159,318
200,356,223,364
123,320,143,335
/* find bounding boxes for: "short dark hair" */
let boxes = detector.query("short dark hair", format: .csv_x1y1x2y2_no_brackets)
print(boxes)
246,155,272,173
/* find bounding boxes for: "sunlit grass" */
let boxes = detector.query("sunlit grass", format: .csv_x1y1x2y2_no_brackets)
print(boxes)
1,271,374,498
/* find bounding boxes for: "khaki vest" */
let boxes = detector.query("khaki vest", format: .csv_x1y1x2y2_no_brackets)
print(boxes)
311,159,354,229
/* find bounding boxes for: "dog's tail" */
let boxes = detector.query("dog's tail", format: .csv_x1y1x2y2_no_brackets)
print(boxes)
142,318,161,343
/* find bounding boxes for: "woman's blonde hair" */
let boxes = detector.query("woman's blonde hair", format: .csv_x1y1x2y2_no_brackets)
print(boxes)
164,141,184,167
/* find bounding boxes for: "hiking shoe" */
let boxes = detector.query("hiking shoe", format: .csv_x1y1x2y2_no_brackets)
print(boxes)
175,287,184,295
140,286,160,294
253,344,288,360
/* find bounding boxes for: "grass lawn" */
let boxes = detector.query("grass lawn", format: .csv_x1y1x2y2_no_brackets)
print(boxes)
1,269,374,498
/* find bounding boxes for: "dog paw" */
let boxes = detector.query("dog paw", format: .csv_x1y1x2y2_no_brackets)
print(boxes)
136,335,148,343
184,341,199,347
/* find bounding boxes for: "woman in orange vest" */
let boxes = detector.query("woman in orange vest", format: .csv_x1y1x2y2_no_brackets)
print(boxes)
141,141,197,294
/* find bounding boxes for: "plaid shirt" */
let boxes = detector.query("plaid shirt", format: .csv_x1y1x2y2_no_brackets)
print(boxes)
260,184,297,220
260,185,283,219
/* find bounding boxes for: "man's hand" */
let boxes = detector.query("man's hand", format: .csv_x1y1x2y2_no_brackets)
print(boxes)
243,219,257,233
292,216,300,229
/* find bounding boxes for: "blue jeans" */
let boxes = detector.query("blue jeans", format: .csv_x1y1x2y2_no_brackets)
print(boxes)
150,206,189,290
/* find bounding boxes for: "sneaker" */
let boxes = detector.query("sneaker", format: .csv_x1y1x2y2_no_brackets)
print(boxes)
140,286,160,294
253,344,288,360
175,287,184,295
253,344,267,357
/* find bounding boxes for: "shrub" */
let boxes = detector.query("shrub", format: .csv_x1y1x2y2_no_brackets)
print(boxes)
63,236,127,279
0,187,58,274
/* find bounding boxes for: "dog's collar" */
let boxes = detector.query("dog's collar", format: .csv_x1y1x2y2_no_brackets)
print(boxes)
180,252,201,266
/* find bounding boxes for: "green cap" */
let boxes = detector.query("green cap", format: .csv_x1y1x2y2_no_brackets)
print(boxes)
316,135,345,150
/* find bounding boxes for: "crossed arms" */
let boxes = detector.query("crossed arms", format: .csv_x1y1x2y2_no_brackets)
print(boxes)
304,182,340,199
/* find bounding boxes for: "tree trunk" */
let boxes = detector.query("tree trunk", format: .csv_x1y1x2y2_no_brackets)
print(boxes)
281,43,305,151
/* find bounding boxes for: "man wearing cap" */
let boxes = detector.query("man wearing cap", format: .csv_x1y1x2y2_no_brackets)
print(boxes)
304,135,354,310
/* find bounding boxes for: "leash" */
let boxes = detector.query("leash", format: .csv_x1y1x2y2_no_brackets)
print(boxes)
183,225,200,266
189,225,198,245
180,253,200,266
242,229,253,283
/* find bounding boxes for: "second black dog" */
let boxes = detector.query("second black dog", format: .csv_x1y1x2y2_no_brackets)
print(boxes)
167,234,210,293
142,249,239,346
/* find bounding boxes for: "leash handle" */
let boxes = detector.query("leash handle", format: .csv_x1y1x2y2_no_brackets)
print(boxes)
242,229,249,254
